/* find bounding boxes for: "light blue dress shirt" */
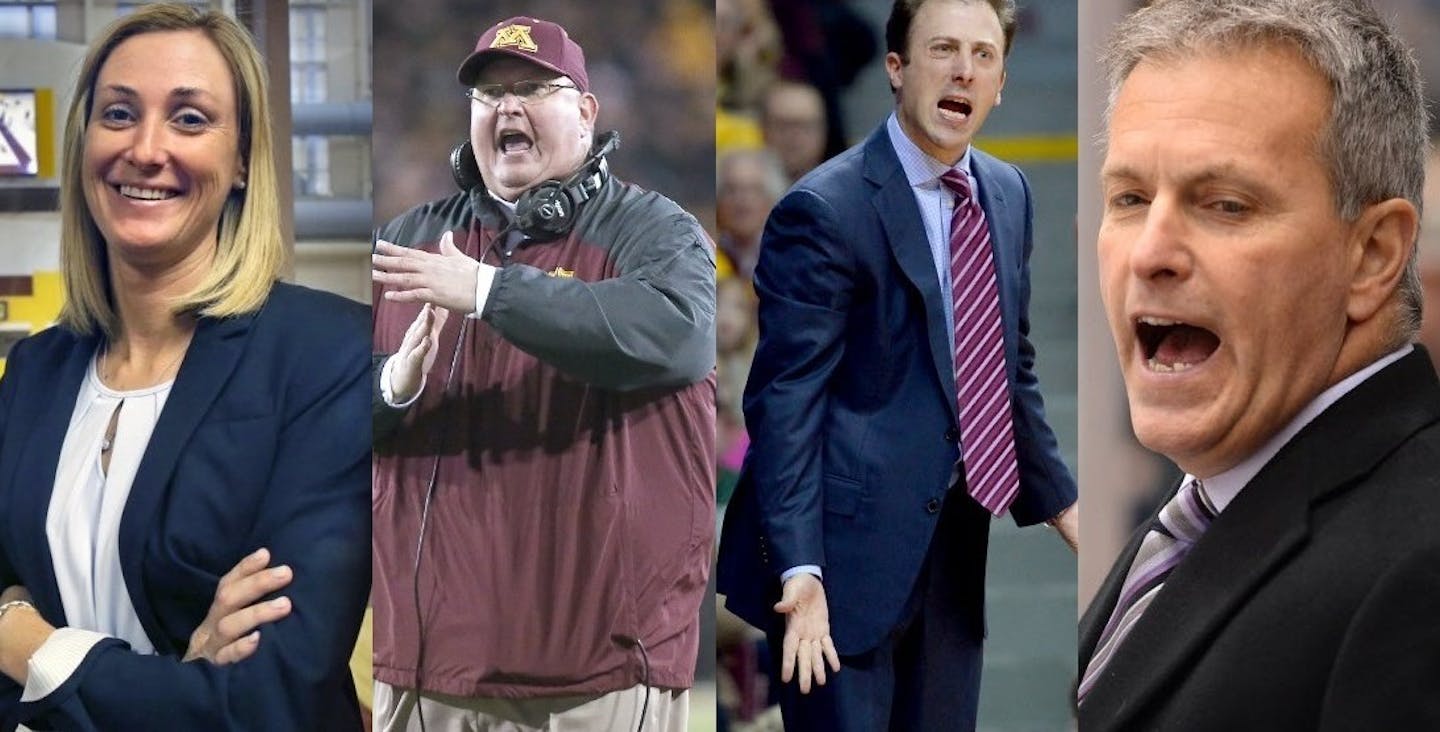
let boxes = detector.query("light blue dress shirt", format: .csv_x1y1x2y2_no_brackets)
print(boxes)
782,114,976,585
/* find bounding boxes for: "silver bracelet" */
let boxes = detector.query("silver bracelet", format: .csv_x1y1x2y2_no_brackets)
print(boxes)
0,599,36,623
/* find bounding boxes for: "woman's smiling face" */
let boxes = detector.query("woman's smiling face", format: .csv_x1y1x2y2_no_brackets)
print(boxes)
83,29,244,264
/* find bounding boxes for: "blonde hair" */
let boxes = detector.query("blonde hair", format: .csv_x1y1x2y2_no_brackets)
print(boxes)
58,2,285,338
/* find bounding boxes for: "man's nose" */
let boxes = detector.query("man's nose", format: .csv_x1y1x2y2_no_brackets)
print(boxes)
495,91,525,115
951,50,975,85
1126,196,1192,282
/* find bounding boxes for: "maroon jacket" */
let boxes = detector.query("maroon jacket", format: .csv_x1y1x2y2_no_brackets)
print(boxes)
371,177,716,698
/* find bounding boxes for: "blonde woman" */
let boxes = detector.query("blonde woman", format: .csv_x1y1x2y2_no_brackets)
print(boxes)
0,5,368,729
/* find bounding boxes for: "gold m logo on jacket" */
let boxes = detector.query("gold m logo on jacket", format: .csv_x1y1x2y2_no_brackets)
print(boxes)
490,24,537,52
547,267,575,278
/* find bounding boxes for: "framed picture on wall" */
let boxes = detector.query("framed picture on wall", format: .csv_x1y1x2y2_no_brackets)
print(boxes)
0,89,40,177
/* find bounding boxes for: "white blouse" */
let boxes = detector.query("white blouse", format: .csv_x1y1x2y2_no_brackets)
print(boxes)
24,350,170,701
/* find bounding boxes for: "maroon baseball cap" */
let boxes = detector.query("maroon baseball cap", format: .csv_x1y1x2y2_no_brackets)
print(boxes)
457,17,590,93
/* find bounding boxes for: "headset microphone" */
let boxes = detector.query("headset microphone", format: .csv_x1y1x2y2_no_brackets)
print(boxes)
450,130,621,241
512,129,619,241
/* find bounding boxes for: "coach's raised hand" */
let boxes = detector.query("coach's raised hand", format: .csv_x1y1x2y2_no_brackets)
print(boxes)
373,231,481,314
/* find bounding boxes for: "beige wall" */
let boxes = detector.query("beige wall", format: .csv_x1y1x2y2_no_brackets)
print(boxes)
1077,0,1162,611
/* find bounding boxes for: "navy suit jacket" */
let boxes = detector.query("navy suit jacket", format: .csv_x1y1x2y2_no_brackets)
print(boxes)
717,124,1076,655
0,282,370,731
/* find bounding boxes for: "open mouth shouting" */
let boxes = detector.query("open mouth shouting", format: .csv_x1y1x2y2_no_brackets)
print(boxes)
938,96,974,123
497,129,534,157
1136,316,1221,373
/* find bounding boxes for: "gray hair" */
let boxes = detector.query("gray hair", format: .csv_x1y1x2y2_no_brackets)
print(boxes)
1104,0,1432,343
718,148,790,199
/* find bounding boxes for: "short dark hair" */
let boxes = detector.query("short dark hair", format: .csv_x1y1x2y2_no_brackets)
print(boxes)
885,0,1018,61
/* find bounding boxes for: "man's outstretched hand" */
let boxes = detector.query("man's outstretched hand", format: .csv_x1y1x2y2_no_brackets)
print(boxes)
774,573,842,694
373,231,479,314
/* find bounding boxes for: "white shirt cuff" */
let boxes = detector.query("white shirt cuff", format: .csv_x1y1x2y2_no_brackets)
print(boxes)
469,262,499,319
21,627,112,702
380,354,425,408
780,565,822,583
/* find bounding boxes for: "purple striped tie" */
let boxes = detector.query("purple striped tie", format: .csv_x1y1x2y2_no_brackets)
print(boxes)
941,169,1020,516
1077,479,1218,702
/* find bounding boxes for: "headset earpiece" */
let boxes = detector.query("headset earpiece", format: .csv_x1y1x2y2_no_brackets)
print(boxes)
450,130,621,242
513,180,578,241
450,140,483,192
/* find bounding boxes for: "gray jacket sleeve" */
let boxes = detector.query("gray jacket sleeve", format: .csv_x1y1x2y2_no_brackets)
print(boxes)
482,207,716,392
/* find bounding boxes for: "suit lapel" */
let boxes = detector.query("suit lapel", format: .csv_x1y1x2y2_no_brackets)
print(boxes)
10,333,97,624
865,128,960,420
117,312,256,650
1081,349,1440,729
1081,473,1310,728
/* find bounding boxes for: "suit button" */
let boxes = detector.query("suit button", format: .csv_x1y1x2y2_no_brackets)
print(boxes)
944,428,959,443
925,498,941,514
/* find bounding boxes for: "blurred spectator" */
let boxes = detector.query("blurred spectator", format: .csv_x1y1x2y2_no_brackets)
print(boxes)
767,0,877,157
712,5,876,729
717,276,758,415
759,79,828,182
717,149,787,280
717,108,765,155
717,598,771,730
716,276,759,500
718,0,782,114
716,0,781,157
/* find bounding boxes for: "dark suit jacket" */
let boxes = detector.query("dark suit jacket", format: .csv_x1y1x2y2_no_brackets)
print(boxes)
0,282,371,731
717,123,1076,657
1078,347,1440,730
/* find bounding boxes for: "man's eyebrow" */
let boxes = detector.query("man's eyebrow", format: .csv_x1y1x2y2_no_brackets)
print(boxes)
1099,164,1141,186
1101,161,1273,190
922,33,1000,48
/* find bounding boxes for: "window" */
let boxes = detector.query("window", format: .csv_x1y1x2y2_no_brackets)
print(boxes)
291,2,329,196
0,1,56,40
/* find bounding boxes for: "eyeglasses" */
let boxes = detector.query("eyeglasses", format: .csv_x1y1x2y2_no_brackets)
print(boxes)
466,80,578,107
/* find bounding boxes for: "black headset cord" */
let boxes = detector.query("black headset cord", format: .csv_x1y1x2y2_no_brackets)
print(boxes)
612,634,652,732
409,266,476,732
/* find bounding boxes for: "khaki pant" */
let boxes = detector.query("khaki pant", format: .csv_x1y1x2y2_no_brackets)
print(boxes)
374,679,689,732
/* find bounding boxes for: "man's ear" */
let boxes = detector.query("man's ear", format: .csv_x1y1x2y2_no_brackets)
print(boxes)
1346,197,1419,324
884,51,906,93
579,93,599,130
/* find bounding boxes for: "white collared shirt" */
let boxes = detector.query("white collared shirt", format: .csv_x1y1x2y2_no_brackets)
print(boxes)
886,112,976,358
26,350,166,701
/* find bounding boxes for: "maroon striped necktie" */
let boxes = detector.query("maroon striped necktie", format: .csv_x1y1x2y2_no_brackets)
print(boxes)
1077,478,1218,702
941,169,1020,516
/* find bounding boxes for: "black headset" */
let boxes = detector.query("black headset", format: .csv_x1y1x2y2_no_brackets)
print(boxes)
450,130,621,241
